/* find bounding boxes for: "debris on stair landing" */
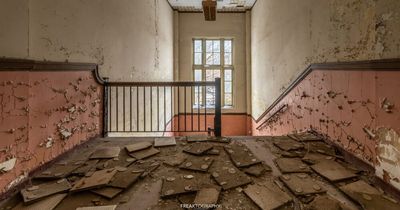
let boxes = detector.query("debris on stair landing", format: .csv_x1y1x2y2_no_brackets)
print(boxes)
2,133,399,210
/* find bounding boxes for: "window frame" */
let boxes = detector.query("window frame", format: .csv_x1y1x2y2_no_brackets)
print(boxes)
192,38,234,109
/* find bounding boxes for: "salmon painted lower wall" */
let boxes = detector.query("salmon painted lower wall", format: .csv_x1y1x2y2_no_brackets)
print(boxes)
252,69,400,191
0,70,102,195
169,114,250,136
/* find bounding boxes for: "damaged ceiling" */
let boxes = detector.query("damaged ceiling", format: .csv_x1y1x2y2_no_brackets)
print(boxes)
168,0,256,12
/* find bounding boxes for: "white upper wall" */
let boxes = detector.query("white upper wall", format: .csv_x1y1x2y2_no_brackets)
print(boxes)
0,0,174,82
251,0,400,119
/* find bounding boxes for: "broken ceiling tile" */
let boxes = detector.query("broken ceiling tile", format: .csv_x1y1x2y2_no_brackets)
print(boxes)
34,162,82,179
13,193,67,210
280,150,306,158
0,158,16,172
160,176,198,198
306,142,336,156
21,179,71,204
243,163,271,177
90,147,121,159
183,143,213,155
107,164,143,189
280,173,326,196
193,187,221,205
135,160,161,178
179,156,214,172
289,132,322,142
129,147,160,160
244,181,292,210
71,159,99,176
206,148,221,155
311,159,357,182
75,205,117,210
154,137,176,147
178,193,196,205
163,154,187,167
224,144,261,168
302,152,333,165
308,195,344,210
91,187,123,199
273,139,304,151
340,180,400,210
125,142,153,153
275,158,311,174
210,161,252,190
70,168,117,192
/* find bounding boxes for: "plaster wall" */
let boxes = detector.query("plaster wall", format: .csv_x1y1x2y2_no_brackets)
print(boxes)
0,0,174,82
252,69,400,190
251,0,400,119
0,69,102,195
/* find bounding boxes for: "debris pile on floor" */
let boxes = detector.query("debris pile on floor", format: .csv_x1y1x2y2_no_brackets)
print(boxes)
2,133,400,210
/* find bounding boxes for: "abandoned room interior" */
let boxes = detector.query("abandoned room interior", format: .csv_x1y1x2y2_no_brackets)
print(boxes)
0,0,400,209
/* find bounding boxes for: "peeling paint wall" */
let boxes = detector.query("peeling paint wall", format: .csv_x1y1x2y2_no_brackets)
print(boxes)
0,69,102,194
252,69,400,190
0,0,174,82
251,0,400,119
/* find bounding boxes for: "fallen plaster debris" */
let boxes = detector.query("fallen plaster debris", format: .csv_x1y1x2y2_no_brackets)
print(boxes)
381,98,394,113
244,181,292,210
75,205,117,210
154,137,176,147
0,157,17,172
21,179,71,203
363,127,376,139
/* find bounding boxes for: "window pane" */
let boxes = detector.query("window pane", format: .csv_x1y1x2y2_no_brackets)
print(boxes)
194,40,202,52
194,53,202,65
206,53,213,65
213,53,220,65
206,69,214,81
224,53,232,65
225,93,232,106
206,40,213,53
224,40,232,52
194,69,202,81
225,69,232,81
213,41,220,52
213,69,221,78
206,86,215,106
225,81,232,93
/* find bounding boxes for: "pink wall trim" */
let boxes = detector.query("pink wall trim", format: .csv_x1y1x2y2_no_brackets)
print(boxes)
166,114,250,136
0,70,102,194
252,69,400,190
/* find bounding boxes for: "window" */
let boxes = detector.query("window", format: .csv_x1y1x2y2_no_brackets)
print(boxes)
193,38,233,108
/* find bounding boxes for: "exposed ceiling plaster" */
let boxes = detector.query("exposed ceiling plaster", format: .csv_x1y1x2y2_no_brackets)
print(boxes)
167,0,257,12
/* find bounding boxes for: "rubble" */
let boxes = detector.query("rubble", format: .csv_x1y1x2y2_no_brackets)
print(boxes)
275,158,312,173
244,181,292,210
21,179,71,203
70,168,117,192
279,173,326,196
154,137,176,147
90,147,121,159
311,159,357,182
5,135,399,210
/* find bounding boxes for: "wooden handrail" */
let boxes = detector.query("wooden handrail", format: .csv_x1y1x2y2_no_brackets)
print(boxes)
105,81,216,87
